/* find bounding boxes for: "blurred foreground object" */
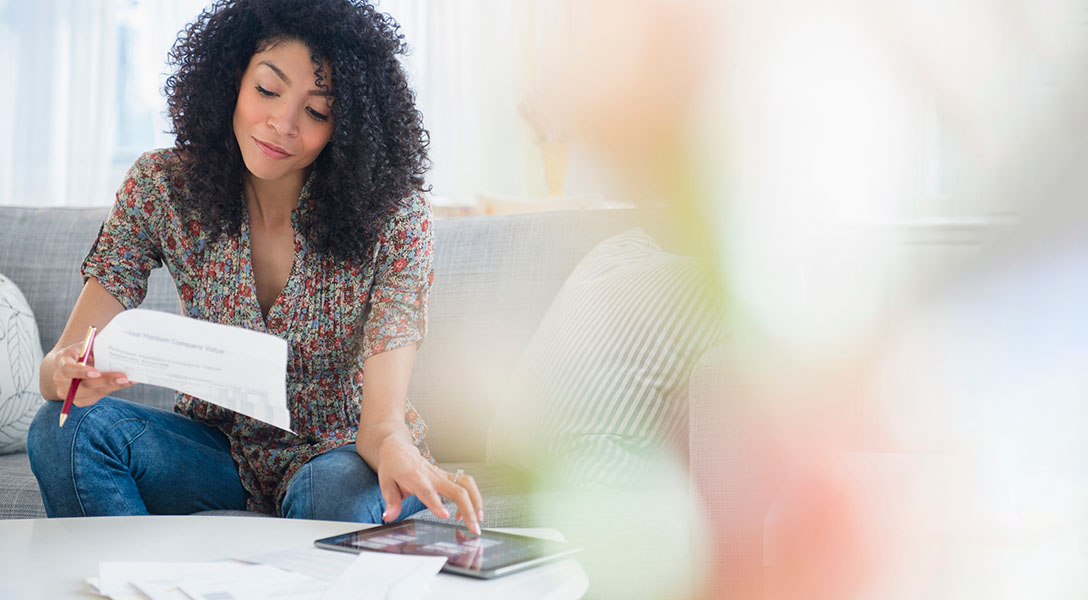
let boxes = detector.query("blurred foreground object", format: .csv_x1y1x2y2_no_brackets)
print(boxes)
520,0,1088,598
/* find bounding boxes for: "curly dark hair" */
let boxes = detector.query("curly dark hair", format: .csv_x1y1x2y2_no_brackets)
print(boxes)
164,0,430,262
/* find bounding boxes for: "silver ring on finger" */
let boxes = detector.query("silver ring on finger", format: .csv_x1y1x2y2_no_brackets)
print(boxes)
452,468,464,485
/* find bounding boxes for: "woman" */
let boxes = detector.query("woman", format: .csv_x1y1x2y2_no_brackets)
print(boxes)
26,0,482,534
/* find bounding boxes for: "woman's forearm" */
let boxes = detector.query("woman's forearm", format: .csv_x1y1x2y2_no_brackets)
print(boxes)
39,348,63,400
356,345,421,468
40,278,126,400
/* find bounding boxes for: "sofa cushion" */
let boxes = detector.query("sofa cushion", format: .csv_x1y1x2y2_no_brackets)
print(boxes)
0,273,45,454
409,208,674,462
0,453,46,518
486,228,726,488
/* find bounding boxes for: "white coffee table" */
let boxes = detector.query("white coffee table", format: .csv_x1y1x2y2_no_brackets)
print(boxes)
0,516,587,599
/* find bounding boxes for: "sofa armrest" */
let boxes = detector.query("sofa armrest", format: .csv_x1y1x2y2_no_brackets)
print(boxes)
689,343,786,599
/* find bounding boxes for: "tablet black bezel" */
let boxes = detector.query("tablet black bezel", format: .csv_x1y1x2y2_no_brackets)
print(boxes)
313,519,580,579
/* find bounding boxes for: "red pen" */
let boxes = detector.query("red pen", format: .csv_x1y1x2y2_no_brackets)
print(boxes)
59,325,97,428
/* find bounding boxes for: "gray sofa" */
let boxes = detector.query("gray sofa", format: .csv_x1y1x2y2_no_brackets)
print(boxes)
0,204,701,521
0,203,755,597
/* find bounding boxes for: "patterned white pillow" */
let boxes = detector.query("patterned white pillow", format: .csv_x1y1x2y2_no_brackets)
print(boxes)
486,228,726,488
0,273,44,454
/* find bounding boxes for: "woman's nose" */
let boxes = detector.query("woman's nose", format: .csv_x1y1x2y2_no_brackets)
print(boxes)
267,104,299,136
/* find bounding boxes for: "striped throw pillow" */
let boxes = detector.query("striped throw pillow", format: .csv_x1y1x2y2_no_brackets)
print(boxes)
486,228,726,488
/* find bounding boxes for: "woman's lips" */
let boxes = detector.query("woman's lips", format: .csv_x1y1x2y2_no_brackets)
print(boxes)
254,138,292,159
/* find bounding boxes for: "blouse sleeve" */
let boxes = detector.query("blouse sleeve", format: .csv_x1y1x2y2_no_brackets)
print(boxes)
80,153,164,309
362,192,435,360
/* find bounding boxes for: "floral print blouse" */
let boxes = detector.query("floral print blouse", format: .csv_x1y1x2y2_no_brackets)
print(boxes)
81,149,434,514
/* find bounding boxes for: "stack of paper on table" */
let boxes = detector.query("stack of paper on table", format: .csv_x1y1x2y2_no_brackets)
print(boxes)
90,548,447,600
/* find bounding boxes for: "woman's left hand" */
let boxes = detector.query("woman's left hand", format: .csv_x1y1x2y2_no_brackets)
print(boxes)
375,435,484,534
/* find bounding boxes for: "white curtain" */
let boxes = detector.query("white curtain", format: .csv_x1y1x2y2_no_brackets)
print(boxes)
1,0,120,207
0,0,208,207
382,0,568,203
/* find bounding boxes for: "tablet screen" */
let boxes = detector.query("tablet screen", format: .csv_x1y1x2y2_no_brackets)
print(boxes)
314,520,579,578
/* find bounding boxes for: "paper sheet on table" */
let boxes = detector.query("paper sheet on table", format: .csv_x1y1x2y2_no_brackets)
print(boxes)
235,547,356,581
238,547,446,600
177,564,326,600
100,561,245,600
320,551,447,600
94,309,292,432
99,560,325,600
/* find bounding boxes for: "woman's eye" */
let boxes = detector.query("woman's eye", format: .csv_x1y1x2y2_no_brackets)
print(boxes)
255,85,276,97
307,107,329,122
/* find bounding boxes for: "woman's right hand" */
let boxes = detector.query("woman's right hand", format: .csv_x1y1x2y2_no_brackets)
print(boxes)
50,342,135,407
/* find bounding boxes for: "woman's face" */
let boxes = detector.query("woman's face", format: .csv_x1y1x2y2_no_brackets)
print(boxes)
233,39,334,185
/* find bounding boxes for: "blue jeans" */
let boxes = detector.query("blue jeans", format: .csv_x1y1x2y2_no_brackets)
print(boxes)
280,444,424,522
27,397,424,522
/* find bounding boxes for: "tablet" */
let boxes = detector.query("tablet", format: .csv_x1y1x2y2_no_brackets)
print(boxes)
314,520,580,579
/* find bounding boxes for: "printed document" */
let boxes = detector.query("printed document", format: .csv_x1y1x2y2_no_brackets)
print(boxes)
94,309,292,432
